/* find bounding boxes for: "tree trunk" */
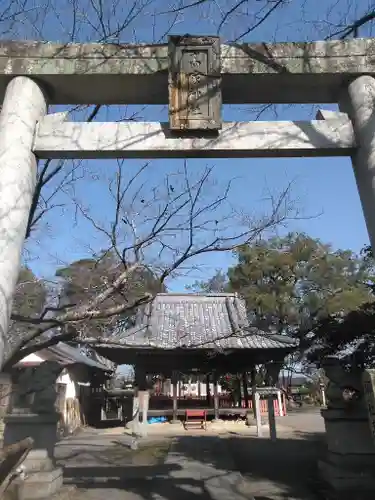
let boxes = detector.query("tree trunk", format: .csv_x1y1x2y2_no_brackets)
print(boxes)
206,374,211,406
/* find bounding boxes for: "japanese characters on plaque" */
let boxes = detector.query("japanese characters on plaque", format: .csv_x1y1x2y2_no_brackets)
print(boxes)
362,369,375,443
168,35,222,131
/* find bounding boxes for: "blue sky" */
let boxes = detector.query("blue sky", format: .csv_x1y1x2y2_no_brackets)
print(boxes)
15,0,373,290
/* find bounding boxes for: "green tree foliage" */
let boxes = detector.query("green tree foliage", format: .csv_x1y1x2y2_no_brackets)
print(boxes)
186,270,229,293
310,300,375,368
181,234,375,373
190,234,375,372
227,233,373,350
55,251,165,338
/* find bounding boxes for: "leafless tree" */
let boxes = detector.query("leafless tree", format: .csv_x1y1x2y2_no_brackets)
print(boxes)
4,161,298,370
0,0,373,365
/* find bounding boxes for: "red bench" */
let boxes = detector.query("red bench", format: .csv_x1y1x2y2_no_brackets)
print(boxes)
184,409,207,430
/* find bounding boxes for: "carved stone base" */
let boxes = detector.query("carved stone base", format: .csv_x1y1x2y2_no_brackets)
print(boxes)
322,408,375,455
3,413,63,499
13,467,63,500
320,408,375,495
4,413,60,461
319,460,375,494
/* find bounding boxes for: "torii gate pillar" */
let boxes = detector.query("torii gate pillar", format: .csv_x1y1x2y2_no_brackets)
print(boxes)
341,75,375,250
0,77,47,366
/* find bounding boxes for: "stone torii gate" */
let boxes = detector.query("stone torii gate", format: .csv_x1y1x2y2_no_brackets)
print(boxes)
1,37,375,343
1,36,375,496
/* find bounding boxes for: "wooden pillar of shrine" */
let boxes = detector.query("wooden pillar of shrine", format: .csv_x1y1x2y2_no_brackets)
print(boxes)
243,372,249,409
171,371,179,424
236,375,242,407
251,367,257,417
206,373,211,406
213,372,220,421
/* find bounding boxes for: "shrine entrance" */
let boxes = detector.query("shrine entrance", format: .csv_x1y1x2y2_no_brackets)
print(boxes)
1,35,375,497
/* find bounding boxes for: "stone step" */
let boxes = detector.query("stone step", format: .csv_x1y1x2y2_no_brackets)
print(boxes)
50,485,77,500
10,467,63,500
4,483,77,500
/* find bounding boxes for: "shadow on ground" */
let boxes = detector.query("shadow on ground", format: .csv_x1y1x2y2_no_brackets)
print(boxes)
226,431,325,499
58,430,326,499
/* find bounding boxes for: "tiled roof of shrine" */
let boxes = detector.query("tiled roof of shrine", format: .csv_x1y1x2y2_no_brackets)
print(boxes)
98,293,297,351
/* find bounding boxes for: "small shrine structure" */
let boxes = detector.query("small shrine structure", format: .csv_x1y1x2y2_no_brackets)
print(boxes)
12,342,112,435
93,293,297,422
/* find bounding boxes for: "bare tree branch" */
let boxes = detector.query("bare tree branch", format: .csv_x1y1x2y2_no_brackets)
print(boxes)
325,9,375,40
6,161,298,369
232,0,286,42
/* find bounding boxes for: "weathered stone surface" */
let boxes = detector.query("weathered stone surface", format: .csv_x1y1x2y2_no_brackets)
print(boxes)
16,467,63,500
322,408,375,455
34,117,355,160
13,361,62,415
168,35,221,131
320,358,375,496
0,38,373,104
342,76,375,269
4,413,60,461
0,76,46,365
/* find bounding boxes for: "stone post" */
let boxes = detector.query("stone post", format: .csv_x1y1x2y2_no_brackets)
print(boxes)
4,361,64,499
171,371,179,424
254,392,263,438
251,367,257,418
340,75,375,250
138,389,149,436
319,357,375,495
267,394,277,441
128,388,140,431
0,77,47,365
277,390,283,417
128,365,146,434
242,371,249,409
213,372,220,422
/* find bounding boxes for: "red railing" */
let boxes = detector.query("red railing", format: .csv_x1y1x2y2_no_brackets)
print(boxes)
149,393,287,416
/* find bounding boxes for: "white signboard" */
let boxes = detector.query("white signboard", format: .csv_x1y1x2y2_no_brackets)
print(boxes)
362,369,375,443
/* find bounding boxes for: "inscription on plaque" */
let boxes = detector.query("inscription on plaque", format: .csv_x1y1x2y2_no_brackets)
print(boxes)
168,35,221,131
362,369,375,443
